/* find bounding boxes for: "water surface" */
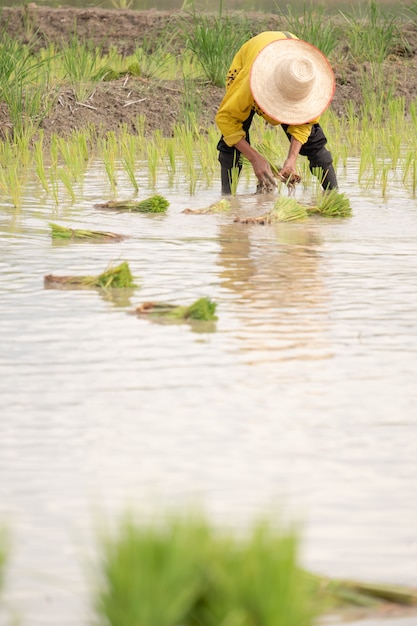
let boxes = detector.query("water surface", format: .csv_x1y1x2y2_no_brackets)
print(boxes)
1,161,417,626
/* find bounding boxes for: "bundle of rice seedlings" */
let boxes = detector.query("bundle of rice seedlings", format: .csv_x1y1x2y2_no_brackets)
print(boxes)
235,197,308,225
310,190,352,218
94,195,169,213
181,297,218,321
132,297,218,322
49,222,125,242
182,199,231,214
44,261,136,289
271,196,309,222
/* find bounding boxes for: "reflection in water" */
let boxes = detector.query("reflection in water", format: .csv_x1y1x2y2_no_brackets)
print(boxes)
217,216,332,360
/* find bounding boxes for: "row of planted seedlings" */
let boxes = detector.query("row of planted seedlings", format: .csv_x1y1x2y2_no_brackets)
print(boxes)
2,100,417,209
1,511,417,626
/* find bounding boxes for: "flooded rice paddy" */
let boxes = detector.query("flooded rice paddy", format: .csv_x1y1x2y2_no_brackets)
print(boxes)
1,159,417,626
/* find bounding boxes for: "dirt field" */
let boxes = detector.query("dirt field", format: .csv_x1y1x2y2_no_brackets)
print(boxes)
1,5,417,142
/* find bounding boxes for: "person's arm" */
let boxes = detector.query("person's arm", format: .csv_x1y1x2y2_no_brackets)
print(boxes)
278,136,303,180
234,138,276,187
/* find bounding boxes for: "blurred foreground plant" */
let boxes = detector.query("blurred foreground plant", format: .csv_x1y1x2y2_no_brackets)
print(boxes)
92,511,317,626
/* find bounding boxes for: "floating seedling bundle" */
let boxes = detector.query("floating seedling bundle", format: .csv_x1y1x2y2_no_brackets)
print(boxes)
44,261,136,290
94,195,169,213
182,199,231,214
132,297,218,322
49,223,126,242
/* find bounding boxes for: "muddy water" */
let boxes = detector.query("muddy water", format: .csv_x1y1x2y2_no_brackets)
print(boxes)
1,160,417,626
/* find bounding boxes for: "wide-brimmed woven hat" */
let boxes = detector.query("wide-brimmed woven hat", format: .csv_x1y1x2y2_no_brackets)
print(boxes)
250,38,335,125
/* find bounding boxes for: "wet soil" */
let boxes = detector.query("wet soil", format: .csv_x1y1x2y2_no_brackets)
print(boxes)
1,5,417,142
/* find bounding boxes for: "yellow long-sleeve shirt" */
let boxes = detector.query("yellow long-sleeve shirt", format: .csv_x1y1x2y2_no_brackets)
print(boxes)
215,31,319,147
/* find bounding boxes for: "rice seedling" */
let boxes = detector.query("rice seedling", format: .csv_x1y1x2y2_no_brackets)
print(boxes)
310,189,352,218
180,1,253,86
0,32,53,140
182,199,231,214
49,223,126,242
33,134,50,194
55,135,89,181
121,135,139,193
166,139,177,177
132,297,218,322
180,75,203,126
110,0,133,9
282,1,340,57
146,142,159,188
49,170,60,206
94,195,169,213
229,164,241,196
59,33,109,102
403,149,417,196
0,156,27,208
339,0,404,64
225,520,317,626
101,132,119,193
380,163,390,199
44,261,136,290
57,168,76,202
272,196,309,222
174,124,198,194
132,35,174,79
93,512,216,626
357,64,396,124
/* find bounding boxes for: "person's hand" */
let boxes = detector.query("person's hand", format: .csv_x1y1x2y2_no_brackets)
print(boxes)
278,158,299,183
251,154,276,188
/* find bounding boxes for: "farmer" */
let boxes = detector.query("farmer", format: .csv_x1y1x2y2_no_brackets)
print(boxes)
215,31,338,194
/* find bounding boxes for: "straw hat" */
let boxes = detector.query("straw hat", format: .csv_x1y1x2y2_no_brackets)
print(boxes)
250,38,335,125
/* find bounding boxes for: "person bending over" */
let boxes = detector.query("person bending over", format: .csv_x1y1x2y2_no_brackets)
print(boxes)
215,31,338,194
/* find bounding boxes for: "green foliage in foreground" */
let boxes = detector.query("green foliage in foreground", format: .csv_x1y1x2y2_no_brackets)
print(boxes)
93,513,316,626
93,511,417,626
44,261,136,289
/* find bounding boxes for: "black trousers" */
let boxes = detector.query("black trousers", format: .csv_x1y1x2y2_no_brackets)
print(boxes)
217,112,338,194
